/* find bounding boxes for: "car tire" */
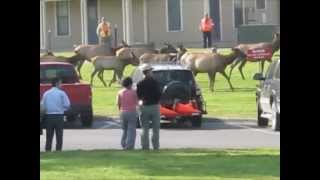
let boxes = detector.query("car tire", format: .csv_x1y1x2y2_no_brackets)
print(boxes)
196,96,205,113
66,114,77,122
257,102,268,127
191,115,202,128
80,108,93,127
271,103,280,131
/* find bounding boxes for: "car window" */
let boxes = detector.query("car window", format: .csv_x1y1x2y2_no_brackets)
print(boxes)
40,66,78,84
275,63,280,79
265,62,277,79
153,70,195,89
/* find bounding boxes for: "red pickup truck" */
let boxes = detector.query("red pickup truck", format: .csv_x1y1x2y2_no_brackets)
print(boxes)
40,62,93,127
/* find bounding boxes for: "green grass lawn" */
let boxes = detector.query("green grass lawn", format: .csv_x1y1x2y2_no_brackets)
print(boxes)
40,148,279,180
48,48,279,119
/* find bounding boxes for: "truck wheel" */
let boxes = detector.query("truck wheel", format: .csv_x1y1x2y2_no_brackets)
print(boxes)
257,103,268,127
271,103,280,131
80,109,93,127
191,115,202,128
66,114,77,122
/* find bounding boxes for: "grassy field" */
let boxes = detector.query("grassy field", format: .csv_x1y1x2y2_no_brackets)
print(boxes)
40,148,280,180
48,48,279,119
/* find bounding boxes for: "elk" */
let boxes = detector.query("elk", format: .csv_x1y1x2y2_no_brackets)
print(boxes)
229,33,280,80
180,48,242,92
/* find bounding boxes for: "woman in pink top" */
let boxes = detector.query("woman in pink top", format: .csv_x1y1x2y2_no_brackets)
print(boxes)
117,77,138,150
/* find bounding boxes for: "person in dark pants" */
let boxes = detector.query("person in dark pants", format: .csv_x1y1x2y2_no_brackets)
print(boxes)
40,103,45,135
41,78,70,152
199,13,215,48
137,64,162,150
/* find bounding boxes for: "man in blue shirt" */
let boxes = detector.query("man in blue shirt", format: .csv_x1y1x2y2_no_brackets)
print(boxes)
41,78,70,152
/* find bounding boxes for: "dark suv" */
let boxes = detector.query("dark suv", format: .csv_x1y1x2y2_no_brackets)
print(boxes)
131,63,207,127
253,59,280,131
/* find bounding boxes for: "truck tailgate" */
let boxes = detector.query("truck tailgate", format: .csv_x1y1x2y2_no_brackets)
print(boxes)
40,83,92,105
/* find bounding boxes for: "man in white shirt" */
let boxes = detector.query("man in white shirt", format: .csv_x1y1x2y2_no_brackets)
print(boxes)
41,78,70,152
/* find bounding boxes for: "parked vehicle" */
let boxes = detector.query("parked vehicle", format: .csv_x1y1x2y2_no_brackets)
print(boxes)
131,63,207,127
40,62,93,127
253,59,280,131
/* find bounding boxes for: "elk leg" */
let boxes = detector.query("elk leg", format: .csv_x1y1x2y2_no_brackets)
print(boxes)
208,72,216,92
229,58,242,79
108,70,117,87
97,70,103,81
113,70,120,82
77,60,85,79
90,68,100,86
117,69,124,84
98,70,107,87
100,70,104,81
220,71,234,91
114,70,121,83
238,60,247,80
261,61,265,74
194,71,198,77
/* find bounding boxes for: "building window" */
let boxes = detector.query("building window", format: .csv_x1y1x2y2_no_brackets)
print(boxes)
167,0,182,32
234,0,243,28
56,1,70,36
256,0,266,10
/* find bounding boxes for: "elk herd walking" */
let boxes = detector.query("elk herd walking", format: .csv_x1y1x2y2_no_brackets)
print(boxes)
40,33,280,92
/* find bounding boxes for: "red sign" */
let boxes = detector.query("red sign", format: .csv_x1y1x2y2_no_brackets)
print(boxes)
247,48,273,59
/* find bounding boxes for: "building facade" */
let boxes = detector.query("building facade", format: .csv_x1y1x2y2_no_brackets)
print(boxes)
40,0,280,51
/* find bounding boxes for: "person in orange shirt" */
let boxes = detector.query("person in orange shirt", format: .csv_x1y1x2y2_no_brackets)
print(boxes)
96,17,112,52
199,13,215,48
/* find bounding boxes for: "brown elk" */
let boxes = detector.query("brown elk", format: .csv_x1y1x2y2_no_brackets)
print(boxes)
180,48,243,92
73,43,127,79
229,33,280,80
90,50,139,87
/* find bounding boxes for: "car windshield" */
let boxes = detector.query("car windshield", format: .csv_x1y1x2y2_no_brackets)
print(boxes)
40,66,79,84
152,70,195,89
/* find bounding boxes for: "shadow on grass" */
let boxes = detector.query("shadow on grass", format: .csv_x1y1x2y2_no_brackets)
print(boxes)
40,149,280,179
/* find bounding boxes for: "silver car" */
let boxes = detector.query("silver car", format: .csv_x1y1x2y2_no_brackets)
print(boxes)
253,59,280,131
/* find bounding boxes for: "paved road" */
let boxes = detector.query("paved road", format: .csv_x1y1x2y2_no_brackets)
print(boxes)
40,117,280,151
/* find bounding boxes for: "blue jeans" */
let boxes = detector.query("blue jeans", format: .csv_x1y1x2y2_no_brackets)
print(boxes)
120,111,138,150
